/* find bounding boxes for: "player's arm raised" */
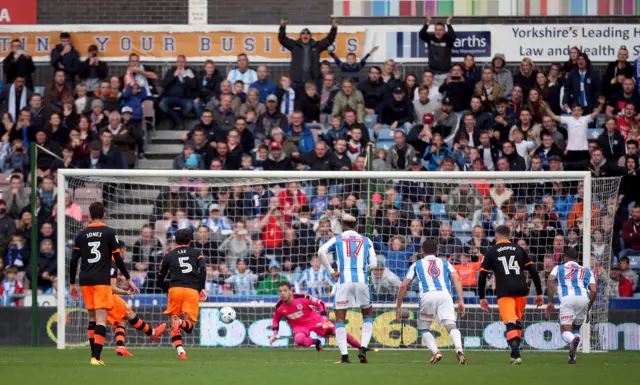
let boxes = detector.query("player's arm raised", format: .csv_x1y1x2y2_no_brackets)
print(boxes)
545,267,558,319
477,251,493,312
523,252,543,307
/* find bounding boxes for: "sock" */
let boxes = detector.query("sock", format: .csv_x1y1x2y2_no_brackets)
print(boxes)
129,316,152,336
421,331,439,354
115,325,126,347
180,320,194,334
335,323,348,356
171,329,184,355
449,328,463,350
346,333,361,348
562,331,576,344
87,322,96,354
361,318,373,349
509,338,521,358
294,334,315,347
506,323,521,358
93,325,106,360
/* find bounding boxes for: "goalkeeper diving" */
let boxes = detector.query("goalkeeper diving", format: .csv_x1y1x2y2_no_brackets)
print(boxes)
270,282,374,352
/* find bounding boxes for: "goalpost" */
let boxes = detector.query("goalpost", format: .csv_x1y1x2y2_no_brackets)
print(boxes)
56,169,620,353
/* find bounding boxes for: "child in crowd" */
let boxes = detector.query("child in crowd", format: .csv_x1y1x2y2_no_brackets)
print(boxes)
234,80,247,103
311,184,329,220
279,74,296,118
1,266,24,306
328,46,378,85
322,115,347,148
74,83,90,115
298,81,321,123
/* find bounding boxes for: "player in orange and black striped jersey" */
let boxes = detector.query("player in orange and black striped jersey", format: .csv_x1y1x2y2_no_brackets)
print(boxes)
157,229,207,361
69,202,138,366
477,225,543,365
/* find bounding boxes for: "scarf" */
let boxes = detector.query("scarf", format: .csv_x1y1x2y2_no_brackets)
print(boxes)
125,64,151,94
8,84,27,122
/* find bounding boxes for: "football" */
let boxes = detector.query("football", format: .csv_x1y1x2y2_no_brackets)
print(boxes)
220,306,236,324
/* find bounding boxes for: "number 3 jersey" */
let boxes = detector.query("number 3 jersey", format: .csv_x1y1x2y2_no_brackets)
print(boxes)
318,230,377,284
480,240,533,298
72,223,121,286
406,255,456,295
158,246,205,291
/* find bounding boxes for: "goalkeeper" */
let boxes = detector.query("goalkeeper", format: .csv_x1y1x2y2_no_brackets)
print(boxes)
269,282,374,352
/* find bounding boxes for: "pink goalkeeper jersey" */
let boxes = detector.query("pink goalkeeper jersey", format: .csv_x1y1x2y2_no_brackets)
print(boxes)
271,293,327,333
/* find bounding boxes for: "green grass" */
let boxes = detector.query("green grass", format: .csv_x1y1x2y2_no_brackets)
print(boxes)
1,348,639,385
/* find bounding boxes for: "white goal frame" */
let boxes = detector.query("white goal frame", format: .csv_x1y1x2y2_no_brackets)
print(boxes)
56,169,594,352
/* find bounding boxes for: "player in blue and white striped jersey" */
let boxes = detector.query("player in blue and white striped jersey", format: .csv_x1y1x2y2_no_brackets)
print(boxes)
318,215,377,364
226,53,258,93
395,239,468,365
295,256,336,296
545,248,596,364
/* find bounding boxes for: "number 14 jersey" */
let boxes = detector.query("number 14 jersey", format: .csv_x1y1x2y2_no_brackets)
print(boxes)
406,255,456,295
480,240,533,298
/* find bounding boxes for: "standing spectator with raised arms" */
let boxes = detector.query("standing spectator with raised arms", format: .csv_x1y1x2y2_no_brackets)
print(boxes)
419,14,455,87
279,18,338,92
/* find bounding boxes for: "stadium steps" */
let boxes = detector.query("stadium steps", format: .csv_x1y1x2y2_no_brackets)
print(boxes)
109,203,154,219
152,130,189,143
137,158,174,169
145,144,184,157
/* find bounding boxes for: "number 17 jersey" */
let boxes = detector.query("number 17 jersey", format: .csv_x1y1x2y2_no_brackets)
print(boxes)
318,230,376,284
480,240,533,298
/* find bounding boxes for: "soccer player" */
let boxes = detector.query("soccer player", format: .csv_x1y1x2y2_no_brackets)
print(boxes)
318,214,377,364
545,248,596,364
157,228,208,361
395,239,468,364
108,241,167,357
269,282,369,351
69,202,138,366
294,255,336,296
477,225,543,365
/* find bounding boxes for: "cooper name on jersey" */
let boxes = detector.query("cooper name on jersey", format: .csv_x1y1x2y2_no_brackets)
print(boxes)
496,245,517,253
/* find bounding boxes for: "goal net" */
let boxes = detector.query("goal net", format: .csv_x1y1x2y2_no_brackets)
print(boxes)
56,170,620,353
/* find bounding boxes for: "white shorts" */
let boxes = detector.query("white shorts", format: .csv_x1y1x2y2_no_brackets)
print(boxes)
334,282,371,310
418,291,456,330
559,296,590,326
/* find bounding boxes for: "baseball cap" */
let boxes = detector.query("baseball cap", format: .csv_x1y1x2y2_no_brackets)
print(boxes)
300,28,312,35
183,141,195,149
548,155,563,162
270,141,281,150
410,156,422,165
422,113,435,125
121,106,133,114
266,94,278,102
442,97,452,105
90,140,101,150
208,203,220,212
269,259,281,269
392,86,405,95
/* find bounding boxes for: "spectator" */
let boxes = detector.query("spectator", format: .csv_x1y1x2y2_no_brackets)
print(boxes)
276,74,296,117
322,115,348,147
413,85,441,124
121,83,148,123
249,65,277,104
617,103,636,141
609,265,633,297
543,97,605,170
489,182,513,209
285,111,315,155
404,72,419,102
491,53,513,98
606,77,640,118
386,130,417,171
332,78,365,123
255,94,289,143
1,76,32,123
0,199,16,255
173,141,202,170
278,18,338,88
475,67,505,113
34,238,56,292
29,93,51,130
263,141,294,171
467,95,493,130
97,129,127,169
329,46,377,85
78,44,108,94
439,64,473,112
448,183,482,221
209,95,236,145
34,130,61,173
4,174,29,219
224,259,259,295
218,222,252,267
493,98,517,141
376,86,414,132
437,222,465,257
239,88,266,118
619,256,639,291
466,225,491,257
373,234,419,278
541,115,566,150
563,52,602,113
318,73,339,122
49,32,80,85
502,140,526,171
532,131,564,170
508,85,525,117
359,66,389,115
226,53,258,93
44,70,73,115
258,196,286,250
513,58,538,100
563,46,580,75
419,14,455,86
370,261,402,296
196,59,223,104
546,64,564,114
123,53,158,96
477,131,501,171
202,203,233,241
597,117,626,162
472,197,505,235
257,260,289,295
422,132,450,171
603,46,633,100
380,59,403,89
300,140,343,171
3,39,35,90
587,146,620,178
159,55,199,128
413,69,443,103
461,54,482,86
297,82,321,123
132,225,164,273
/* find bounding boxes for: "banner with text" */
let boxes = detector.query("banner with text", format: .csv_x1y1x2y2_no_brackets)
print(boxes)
0,0,37,24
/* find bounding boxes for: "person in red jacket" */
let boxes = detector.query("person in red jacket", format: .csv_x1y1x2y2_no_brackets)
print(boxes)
621,205,640,258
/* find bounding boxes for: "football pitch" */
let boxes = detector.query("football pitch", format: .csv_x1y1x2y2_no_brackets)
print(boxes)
1,348,639,385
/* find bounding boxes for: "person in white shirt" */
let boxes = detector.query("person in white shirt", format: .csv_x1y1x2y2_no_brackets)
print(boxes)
545,248,596,365
414,69,443,103
226,53,258,93
542,96,604,170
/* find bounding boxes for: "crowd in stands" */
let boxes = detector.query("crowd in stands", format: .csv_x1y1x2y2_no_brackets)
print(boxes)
2,16,640,304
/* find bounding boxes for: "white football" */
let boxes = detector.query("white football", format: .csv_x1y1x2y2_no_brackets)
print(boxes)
220,306,236,324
